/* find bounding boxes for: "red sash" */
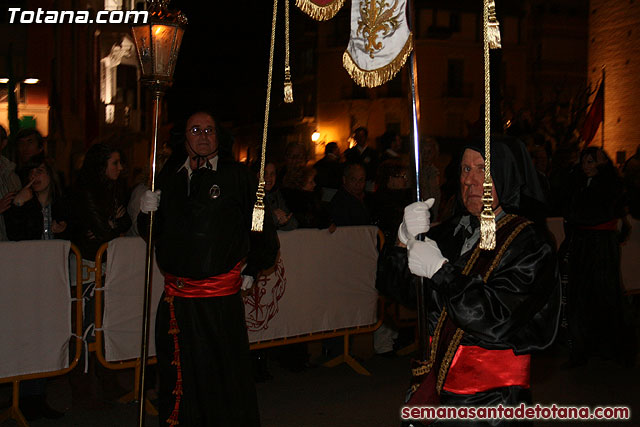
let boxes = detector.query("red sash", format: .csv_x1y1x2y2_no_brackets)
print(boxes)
164,262,242,298
443,346,530,394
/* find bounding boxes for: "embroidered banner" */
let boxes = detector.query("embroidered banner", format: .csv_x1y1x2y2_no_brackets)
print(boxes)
296,0,346,21
343,0,413,88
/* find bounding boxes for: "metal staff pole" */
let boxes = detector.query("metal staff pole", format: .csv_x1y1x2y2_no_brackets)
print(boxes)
137,87,162,427
131,3,187,424
406,0,429,361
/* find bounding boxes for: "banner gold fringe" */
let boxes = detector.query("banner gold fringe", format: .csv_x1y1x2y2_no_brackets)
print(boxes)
342,34,413,88
295,0,345,21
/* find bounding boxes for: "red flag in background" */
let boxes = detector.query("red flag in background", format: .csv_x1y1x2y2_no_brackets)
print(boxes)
580,81,604,146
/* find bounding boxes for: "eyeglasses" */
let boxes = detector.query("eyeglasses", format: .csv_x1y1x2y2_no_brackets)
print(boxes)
189,126,215,137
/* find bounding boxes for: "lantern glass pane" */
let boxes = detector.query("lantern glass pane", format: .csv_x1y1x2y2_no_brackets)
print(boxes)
151,24,177,77
168,27,184,77
131,25,153,76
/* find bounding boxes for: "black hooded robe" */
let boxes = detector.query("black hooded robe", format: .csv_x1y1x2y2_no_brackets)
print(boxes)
139,158,279,427
378,141,560,426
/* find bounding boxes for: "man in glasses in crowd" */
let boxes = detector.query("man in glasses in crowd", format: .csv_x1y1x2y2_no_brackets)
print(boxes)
139,110,279,426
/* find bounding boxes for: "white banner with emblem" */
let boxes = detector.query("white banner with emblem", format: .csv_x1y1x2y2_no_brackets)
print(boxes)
343,0,413,88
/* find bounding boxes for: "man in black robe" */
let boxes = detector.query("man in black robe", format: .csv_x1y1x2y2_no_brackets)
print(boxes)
139,110,279,426
379,141,560,426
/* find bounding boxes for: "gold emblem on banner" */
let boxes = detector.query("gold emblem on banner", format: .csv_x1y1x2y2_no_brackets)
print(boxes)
357,0,400,58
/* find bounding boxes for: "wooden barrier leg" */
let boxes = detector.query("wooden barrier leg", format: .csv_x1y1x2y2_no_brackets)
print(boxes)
0,380,28,427
322,333,371,376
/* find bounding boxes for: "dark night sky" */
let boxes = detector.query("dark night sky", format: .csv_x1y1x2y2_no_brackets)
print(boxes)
166,2,286,127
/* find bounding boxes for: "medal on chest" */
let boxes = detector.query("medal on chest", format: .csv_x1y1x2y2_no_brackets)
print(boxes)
209,184,221,199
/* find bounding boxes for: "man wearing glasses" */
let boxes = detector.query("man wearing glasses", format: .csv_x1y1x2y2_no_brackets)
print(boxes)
139,110,279,426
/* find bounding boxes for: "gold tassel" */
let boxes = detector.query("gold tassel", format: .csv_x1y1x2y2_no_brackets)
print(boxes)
284,0,294,103
295,0,345,21
343,34,413,88
480,210,496,250
487,0,501,49
284,67,293,103
479,183,496,250
254,0,277,233
251,181,266,232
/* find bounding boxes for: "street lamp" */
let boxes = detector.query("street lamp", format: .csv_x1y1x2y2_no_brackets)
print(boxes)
131,2,186,426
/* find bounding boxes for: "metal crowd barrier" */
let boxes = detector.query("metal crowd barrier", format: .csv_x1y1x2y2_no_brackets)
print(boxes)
87,228,385,386
0,243,84,427
249,299,385,376
247,228,386,376
90,243,158,415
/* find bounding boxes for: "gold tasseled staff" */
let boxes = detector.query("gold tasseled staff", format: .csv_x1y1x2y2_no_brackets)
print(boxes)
252,0,279,232
479,0,501,250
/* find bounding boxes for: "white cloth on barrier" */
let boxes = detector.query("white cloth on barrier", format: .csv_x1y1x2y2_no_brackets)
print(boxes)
244,226,380,343
0,240,71,378
103,237,164,362
547,216,640,293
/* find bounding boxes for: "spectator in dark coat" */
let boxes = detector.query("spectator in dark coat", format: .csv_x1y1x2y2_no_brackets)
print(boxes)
371,160,412,243
3,154,66,421
313,142,342,202
5,155,68,241
68,143,131,261
281,165,332,229
343,127,379,192
330,163,372,226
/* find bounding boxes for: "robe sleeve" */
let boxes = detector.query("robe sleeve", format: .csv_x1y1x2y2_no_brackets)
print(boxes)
430,225,560,353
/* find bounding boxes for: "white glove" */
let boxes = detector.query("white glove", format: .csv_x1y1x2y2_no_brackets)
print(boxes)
241,275,255,291
397,198,435,245
407,237,448,279
140,190,161,213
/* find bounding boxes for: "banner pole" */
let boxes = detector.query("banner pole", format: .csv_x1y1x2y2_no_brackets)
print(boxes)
405,0,429,362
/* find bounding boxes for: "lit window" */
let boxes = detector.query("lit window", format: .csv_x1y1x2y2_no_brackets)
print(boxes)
104,0,122,11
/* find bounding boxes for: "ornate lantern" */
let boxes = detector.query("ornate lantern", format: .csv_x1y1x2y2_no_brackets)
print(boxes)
131,0,187,88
